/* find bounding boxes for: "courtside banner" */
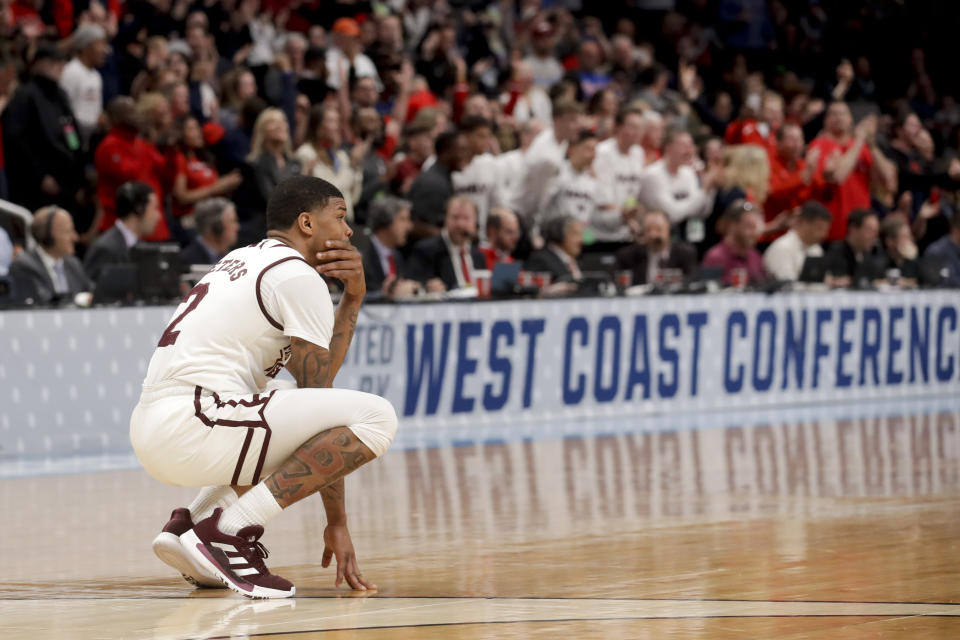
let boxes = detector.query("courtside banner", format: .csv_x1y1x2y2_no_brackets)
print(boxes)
1,290,959,463
339,290,960,427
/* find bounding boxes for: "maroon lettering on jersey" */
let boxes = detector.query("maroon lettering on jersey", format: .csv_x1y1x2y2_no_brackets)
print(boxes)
210,258,249,280
264,345,293,378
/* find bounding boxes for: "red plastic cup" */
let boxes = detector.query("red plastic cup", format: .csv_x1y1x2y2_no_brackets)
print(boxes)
475,270,492,299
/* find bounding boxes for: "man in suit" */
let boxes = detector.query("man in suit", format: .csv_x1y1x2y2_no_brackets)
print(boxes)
179,198,240,266
362,195,419,299
616,209,698,285
878,215,920,283
407,131,469,242
407,195,486,292
9,205,92,304
479,208,520,270
524,214,583,294
84,181,162,281
824,208,884,288
924,208,960,287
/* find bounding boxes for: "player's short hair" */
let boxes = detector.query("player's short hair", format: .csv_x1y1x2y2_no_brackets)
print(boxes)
266,176,344,231
115,181,154,219
798,201,832,223
368,195,411,232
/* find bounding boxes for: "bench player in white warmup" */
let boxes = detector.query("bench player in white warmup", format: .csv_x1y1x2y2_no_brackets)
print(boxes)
130,176,398,598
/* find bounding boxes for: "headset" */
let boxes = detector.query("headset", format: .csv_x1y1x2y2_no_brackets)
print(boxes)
33,206,58,248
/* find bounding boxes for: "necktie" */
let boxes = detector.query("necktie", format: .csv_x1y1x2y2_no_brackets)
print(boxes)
566,254,581,281
54,261,68,294
387,254,397,278
460,248,472,285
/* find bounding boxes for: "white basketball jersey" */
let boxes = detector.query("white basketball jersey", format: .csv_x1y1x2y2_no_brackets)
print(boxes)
453,152,503,237
143,239,335,394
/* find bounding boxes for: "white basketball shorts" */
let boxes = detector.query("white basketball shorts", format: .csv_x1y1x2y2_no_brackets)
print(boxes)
130,381,398,487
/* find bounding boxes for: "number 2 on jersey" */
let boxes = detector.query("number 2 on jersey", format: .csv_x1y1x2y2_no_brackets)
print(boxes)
157,282,210,347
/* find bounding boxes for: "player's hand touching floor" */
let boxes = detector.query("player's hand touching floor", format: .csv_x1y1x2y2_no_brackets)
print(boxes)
323,522,376,591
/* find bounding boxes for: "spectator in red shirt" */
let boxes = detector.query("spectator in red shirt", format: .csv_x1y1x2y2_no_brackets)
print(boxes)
724,91,783,156
808,103,897,241
764,123,825,240
702,200,768,286
94,96,170,241
480,208,520,270
171,114,242,222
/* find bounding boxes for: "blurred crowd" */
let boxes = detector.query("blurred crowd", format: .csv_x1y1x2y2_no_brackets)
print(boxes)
2,0,960,305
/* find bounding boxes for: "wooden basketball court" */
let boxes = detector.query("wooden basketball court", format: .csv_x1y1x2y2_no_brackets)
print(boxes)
2,402,959,638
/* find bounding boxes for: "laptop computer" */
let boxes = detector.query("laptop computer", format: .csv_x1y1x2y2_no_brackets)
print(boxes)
694,265,725,282
92,264,138,305
578,253,618,277
132,243,183,301
799,256,827,283
918,254,947,287
491,262,522,294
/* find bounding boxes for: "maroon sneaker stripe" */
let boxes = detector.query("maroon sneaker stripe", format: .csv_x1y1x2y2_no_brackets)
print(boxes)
196,543,253,593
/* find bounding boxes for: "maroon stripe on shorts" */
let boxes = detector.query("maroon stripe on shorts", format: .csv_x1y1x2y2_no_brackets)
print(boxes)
194,386,277,485
231,428,255,485
251,426,272,484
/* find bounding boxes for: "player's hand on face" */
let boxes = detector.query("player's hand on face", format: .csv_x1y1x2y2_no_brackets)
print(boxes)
316,240,366,297
322,523,376,591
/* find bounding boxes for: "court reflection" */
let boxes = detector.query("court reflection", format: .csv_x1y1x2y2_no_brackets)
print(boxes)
3,397,959,638
338,399,960,542
151,597,295,640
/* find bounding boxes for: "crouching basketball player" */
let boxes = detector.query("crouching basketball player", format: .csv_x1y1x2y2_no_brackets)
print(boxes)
130,176,397,599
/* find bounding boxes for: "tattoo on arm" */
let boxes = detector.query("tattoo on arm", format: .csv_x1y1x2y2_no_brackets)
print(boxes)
286,300,360,390
288,338,334,388
328,305,359,362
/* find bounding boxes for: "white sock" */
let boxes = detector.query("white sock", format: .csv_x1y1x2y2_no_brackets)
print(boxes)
188,486,238,522
217,483,283,535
